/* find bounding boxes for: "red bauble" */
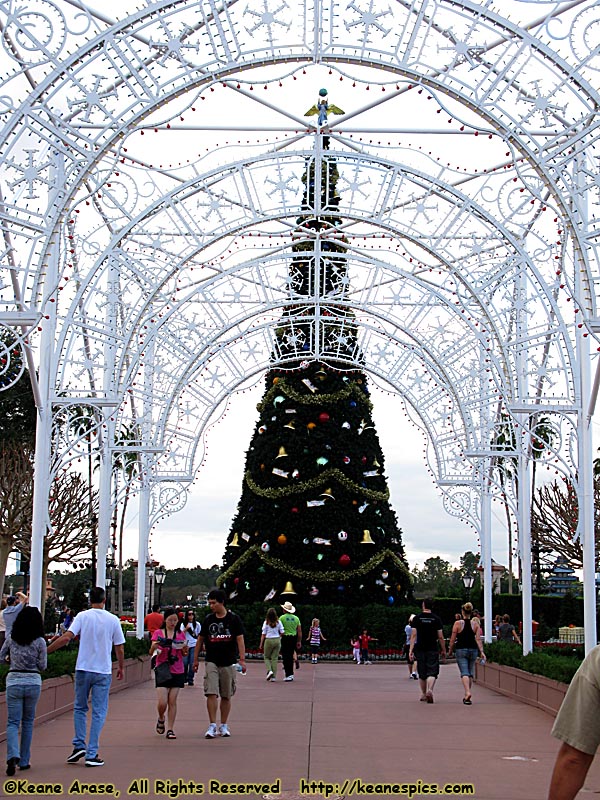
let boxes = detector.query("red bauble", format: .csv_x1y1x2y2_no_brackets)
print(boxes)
318,412,330,423
339,554,351,567
233,577,240,584
291,507,299,513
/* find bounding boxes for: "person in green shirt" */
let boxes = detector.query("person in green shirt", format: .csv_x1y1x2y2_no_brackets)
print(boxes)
279,602,302,681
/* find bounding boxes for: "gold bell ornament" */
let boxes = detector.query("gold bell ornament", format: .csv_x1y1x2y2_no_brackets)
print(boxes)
230,532,240,547
360,529,375,544
284,418,296,430
276,446,288,458
281,580,297,595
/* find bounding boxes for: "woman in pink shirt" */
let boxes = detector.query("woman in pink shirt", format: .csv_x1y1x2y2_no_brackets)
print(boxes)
149,608,188,740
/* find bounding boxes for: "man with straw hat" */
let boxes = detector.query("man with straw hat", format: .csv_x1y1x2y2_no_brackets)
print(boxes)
280,601,302,682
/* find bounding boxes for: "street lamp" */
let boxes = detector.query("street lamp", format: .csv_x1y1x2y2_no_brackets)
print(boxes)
155,566,166,607
462,570,475,600
104,573,112,610
147,565,155,612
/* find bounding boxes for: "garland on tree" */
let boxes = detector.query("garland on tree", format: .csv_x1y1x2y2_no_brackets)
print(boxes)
218,545,411,586
245,468,390,501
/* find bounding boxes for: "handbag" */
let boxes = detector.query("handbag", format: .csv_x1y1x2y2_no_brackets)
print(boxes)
154,660,172,686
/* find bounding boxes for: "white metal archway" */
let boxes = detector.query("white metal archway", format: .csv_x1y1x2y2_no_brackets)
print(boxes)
0,0,598,649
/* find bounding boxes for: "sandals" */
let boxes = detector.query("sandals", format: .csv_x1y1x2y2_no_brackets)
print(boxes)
463,696,472,705
156,719,165,734
166,730,176,739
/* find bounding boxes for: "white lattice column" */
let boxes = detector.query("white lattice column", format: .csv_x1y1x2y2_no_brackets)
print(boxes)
135,469,150,638
578,334,596,653
517,424,533,654
135,331,156,637
96,416,114,589
96,258,119,591
30,153,64,610
481,472,493,643
574,155,597,653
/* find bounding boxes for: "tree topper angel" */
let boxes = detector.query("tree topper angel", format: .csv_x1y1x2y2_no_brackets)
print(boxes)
305,88,344,126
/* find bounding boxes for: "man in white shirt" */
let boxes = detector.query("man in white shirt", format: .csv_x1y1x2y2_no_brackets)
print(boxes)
47,586,125,767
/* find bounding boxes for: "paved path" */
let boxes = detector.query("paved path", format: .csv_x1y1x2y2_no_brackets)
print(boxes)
4,661,600,799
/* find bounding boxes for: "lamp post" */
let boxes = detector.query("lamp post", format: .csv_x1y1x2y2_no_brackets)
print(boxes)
155,566,166,607
462,570,474,601
105,573,112,611
147,565,155,613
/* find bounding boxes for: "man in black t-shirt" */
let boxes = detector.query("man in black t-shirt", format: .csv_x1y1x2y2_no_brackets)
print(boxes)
193,589,246,739
409,597,446,704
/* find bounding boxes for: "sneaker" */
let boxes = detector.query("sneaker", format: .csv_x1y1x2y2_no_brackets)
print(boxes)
67,747,86,764
266,670,274,681
205,723,218,739
284,675,294,681
411,673,418,680
270,677,276,681
85,755,105,767
219,724,231,737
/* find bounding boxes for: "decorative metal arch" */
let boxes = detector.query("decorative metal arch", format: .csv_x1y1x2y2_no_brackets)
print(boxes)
1,0,599,648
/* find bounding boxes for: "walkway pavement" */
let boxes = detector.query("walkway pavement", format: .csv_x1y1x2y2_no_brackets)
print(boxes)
6,661,600,800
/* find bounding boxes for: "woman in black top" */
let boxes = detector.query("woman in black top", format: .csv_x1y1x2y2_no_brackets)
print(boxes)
448,602,485,704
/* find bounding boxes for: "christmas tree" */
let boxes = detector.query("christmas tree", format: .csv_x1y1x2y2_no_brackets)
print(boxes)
220,93,411,605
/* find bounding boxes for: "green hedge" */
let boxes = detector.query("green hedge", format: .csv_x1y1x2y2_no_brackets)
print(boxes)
485,641,583,683
0,635,150,693
228,602,425,649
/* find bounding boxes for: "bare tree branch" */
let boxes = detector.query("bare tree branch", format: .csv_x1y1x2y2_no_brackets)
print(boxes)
531,476,600,570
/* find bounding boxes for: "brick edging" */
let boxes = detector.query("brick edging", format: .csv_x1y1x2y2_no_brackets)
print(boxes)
474,661,568,716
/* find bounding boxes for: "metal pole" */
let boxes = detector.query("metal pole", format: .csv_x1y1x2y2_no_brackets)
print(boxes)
29,151,64,610
96,418,114,589
136,479,150,639
517,419,533,654
573,154,597,653
135,330,155,638
481,474,493,643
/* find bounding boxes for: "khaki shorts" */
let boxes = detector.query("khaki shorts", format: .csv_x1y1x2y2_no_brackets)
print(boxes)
203,662,236,699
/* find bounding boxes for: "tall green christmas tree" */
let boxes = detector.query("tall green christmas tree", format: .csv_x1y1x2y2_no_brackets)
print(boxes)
220,92,411,605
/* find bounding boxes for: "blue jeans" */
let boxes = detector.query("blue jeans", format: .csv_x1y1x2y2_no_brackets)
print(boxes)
5,681,41,767
184,646,196,684
455,648,478,678
73,671,112,758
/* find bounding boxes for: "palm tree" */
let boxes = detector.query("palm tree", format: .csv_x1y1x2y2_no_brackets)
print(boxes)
491,412,518,593
492,411,554,593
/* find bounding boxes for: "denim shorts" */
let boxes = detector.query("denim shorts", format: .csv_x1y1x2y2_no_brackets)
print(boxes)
455,648,478,678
